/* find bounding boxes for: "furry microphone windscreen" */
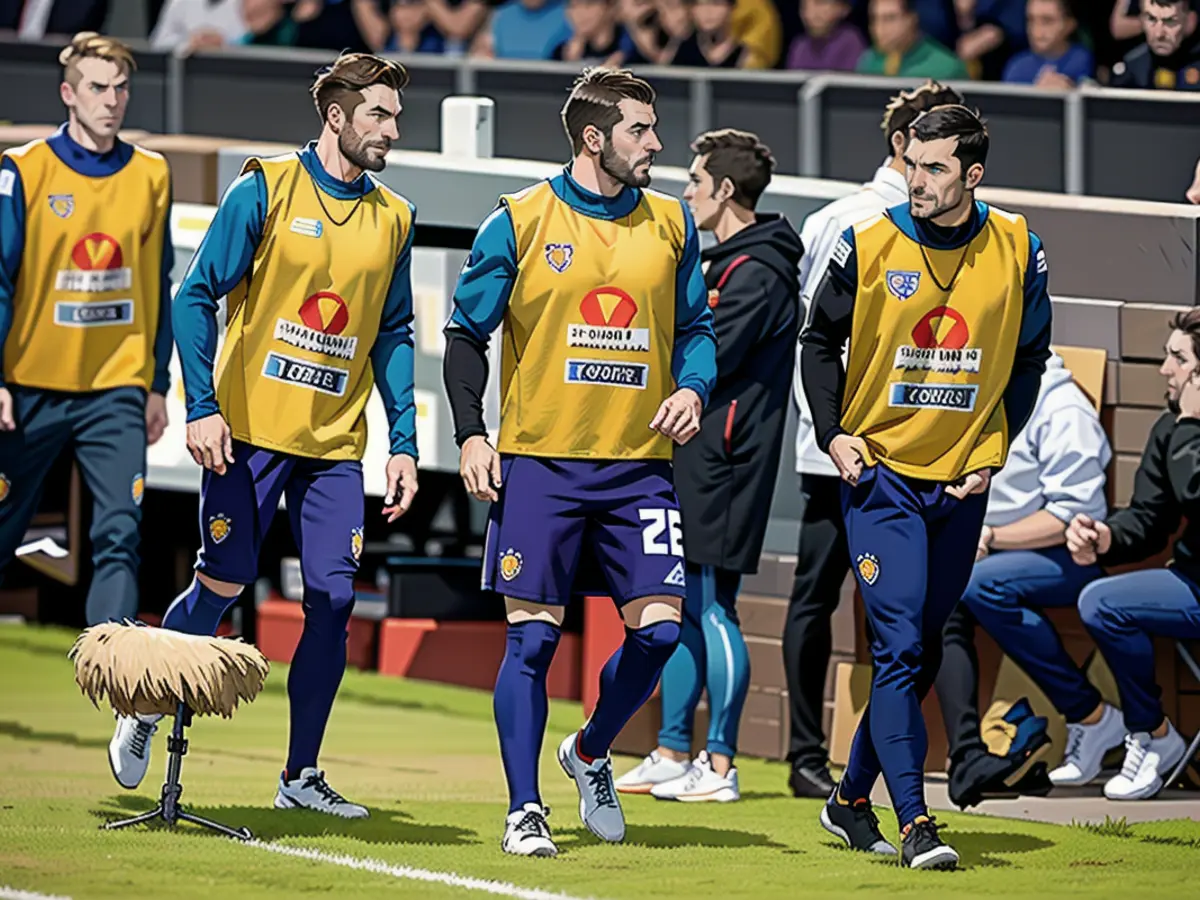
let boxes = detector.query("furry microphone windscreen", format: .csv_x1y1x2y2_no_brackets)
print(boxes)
69,622,270,719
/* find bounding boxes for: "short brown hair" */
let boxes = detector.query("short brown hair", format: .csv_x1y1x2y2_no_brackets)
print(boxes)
59,32,136,87
1171,307,1200,361
690,128,775,210
311,53,409,124
560,67,656,155
880,80,965,156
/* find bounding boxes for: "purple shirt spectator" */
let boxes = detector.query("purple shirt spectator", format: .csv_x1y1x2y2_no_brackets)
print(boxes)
787,20,867,70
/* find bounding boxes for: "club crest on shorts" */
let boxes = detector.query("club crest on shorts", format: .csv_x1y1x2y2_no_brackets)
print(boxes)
499,548,523,582
0,473,9,504
856,552,880,586
351,527,364,562
208,514,232,545
544,243,573,273
131,473,144,507
885,270,921,301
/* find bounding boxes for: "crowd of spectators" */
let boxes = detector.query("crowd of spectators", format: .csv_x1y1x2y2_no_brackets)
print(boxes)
3,1,1199,92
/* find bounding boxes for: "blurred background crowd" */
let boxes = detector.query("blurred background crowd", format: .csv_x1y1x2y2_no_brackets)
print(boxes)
2,0,1198,92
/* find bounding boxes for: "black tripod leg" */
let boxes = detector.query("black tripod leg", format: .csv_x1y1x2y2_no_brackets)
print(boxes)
176,810,253,841
102,805,165,831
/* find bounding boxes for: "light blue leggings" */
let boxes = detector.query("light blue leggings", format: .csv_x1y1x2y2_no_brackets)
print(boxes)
658,562,751,759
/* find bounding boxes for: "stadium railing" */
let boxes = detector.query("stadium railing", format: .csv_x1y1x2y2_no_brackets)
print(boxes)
5,37,1200,203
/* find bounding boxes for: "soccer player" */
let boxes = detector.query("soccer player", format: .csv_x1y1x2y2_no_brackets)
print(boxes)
0,33,173,626
443,66,716,857
106,53,420,818
802,104,1052,869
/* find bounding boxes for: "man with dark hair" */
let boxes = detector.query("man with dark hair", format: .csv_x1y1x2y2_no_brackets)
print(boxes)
106,52,421,817
616,129,802,802
1109,0,1200,90
858,0,968,79
443,66,716,857
785,80,964,801
802,103,1052,869
1064,308,1200,800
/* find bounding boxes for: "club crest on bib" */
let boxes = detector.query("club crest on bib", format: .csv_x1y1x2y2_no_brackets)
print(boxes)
856,552,880,586
0,473,9,504
499,548,523,581
208,514,232,545
886,270,921,301
544,243,573,274
351,527,364,562
48,194,75,219
131,473,144,507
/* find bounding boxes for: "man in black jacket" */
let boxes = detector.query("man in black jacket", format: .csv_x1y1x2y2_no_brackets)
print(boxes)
615,128,803,802
1065,307,1200,801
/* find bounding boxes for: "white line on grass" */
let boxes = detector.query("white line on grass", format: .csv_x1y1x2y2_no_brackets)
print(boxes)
248,841,598,900
0,888,72,900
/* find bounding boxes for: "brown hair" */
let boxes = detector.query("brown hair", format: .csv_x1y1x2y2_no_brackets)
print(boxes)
59,32,136,87
311,53,409,124
560,67,656,155
1171,307,1200,362
690,128,775,210
880,80,965,156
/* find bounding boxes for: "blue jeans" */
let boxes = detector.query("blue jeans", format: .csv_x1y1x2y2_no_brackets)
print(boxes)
658,563,750,759
960,546,1103,723
1079,568,1200,733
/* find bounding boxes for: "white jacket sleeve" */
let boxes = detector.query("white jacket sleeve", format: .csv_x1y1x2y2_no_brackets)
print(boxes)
793,212,842,410
1034,403,1113,524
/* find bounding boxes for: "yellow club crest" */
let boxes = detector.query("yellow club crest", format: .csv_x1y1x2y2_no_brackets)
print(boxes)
208,514,232,545
499,548,523,582
856,552,880,586
131,473,145,507
351,527,364,562
0,473,9,504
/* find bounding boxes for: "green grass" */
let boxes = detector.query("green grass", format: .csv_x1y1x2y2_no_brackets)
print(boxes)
1,621,1199,899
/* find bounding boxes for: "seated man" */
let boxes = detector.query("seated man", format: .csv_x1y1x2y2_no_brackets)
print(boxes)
933,351,1112,808
1065,309,1200,801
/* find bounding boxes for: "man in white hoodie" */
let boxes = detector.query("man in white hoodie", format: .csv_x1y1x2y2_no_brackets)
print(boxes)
784,79,966,797
932,351,1113,808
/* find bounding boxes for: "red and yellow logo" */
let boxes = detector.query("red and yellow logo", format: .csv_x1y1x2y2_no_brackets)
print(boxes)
299,291,350,335
351,527,364,562
208,514,232,545
580,287,638,328
911,306,969,350
131,474,144,507
71,233,124,271
0,474,10,504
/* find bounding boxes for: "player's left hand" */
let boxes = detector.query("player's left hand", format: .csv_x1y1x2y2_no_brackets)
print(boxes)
946,468,991,501
382,454,418,523
145,392,169,446
650,388,702,445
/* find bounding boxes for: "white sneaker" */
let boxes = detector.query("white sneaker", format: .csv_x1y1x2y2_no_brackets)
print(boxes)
557,732,625,842
502,803,557,857
615,750,690,794
1103,725,1187,801
108,712,162,789
1049,704,1125,786
650,751,740,803
273,767,369,818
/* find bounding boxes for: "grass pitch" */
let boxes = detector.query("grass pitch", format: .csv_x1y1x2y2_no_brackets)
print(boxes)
1,621,1198,899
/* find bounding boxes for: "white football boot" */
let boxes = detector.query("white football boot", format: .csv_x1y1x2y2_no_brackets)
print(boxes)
502,803,558,857
557,732,625,842
1049,703,1125,786
274,767,369,818
650,751,740,803
109,712,162,789
615,750,690,795
1104,725,1187,801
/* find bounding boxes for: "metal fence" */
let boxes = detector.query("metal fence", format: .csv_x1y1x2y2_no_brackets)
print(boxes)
3,37,1199,203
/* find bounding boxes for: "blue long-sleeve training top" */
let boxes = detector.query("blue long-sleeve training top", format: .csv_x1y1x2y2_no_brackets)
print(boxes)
171,143,418,458
0,124,174,393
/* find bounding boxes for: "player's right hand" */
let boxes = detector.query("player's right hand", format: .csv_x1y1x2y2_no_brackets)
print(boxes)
186,413,235,476
828,434,869,486
1066,513,1111,565
0,387,14,431
460,434,502,503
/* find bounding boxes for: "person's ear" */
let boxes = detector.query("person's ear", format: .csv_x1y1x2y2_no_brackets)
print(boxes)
581,123,604,156
964,162,984,191
717,176,736,203
890,129,905,159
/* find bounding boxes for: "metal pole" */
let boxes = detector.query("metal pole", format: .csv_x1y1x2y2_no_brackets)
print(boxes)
799,77,826,177
689,77,712,141
1063,90,1084,195
166,51,185,135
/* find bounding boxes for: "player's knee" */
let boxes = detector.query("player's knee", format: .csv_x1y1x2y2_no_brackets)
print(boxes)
196,572,245,598
506,620,562,673
301,587,356,634
621,594,682,630
629,619,681,657
1077,581,1116,631
90,510,140,567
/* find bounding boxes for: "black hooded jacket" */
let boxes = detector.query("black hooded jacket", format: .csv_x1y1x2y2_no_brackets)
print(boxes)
673,214,804,574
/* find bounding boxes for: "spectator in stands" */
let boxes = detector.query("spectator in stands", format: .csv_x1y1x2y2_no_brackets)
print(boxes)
386,0,447,52
149,0,248,52
673,0,753,66
240,0,300,46
728,0,783,67
858,0,969,78
911,0,960,47
425,0,492,53
1002,0,1094,86
1063,308,1200,800
607,0,675,64
291,0,389,52
932,351,1111,809
786,0,867,71
957,0,1030,80
1109,0,1200,90
0,0,108,38
481,0,571,58
1111,0,1144,42
552,0,622,60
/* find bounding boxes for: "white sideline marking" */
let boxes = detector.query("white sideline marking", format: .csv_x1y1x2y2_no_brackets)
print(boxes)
248,840,599,900
0,888,72,900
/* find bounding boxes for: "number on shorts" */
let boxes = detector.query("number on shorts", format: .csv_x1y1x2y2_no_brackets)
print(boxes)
639,508,683,557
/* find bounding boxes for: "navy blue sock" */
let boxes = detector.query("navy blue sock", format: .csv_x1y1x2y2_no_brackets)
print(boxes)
494,621,562,813
579,620,681,761
161,577,238,635
284,589,354,780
